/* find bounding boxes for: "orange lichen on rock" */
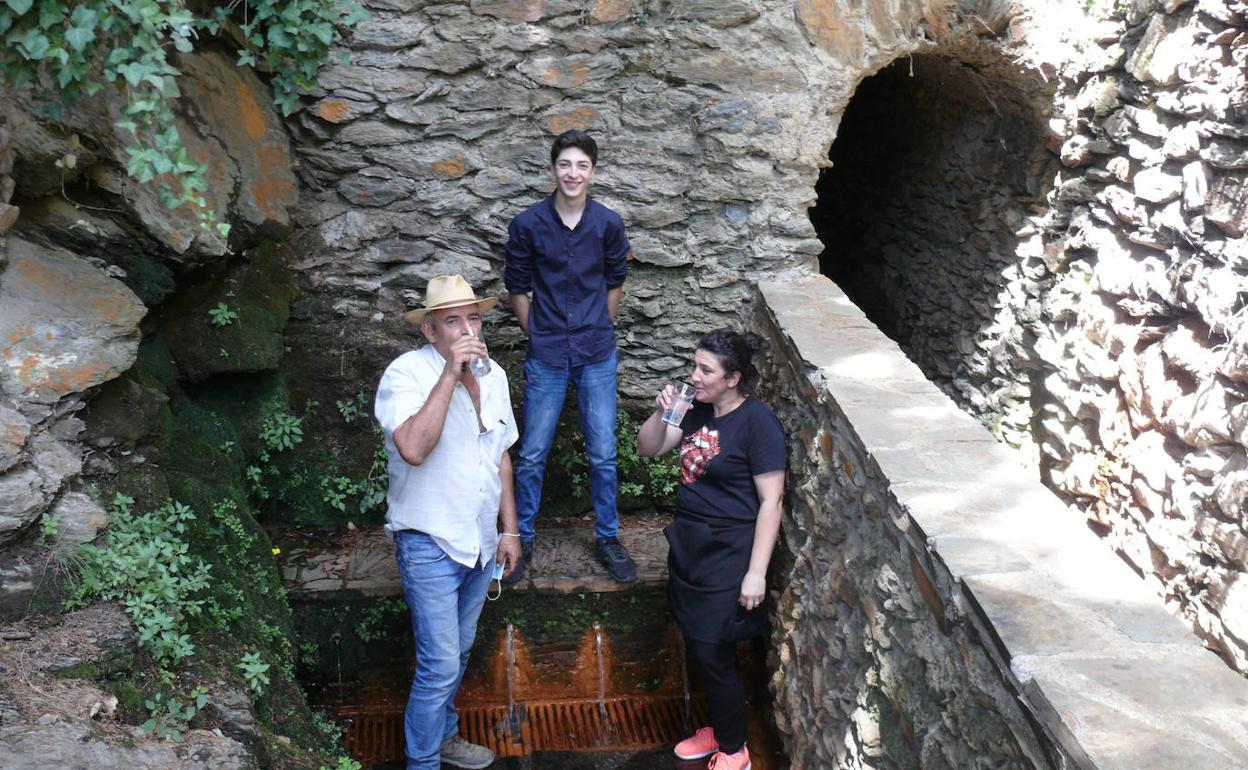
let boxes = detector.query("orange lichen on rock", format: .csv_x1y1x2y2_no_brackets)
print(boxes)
795,0,865,65
550,107,597,133
249,143,297,222
432,154,468,178
236,80,269,141
316,100,353,123
541,61,591,88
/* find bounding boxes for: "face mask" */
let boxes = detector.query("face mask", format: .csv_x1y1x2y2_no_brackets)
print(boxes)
486,537,507,601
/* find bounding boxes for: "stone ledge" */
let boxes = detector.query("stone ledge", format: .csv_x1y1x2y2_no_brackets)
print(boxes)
760,273,1248,770
275,514,670,597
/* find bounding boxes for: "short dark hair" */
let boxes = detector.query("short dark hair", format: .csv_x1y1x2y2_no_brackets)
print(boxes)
697,328,764,395
550,129,598,166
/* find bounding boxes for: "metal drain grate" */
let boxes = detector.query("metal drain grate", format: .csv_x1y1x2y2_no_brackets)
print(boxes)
340,694,708,763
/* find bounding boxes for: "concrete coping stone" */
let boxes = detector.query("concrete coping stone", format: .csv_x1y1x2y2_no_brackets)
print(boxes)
759,274,1248,770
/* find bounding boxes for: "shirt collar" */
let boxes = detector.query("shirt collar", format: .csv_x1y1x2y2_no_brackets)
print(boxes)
544,194,594,228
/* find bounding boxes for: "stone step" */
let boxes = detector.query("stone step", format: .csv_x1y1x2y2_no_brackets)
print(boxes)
274,514,671,597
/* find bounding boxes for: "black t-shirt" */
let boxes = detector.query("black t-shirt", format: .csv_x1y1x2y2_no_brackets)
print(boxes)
675,396,787,522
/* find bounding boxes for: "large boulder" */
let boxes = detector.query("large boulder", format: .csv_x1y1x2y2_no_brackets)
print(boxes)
0,237,145,406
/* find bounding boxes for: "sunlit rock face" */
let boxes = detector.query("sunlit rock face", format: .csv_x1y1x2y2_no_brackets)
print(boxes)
0,48,298,561
1030,0,1248,672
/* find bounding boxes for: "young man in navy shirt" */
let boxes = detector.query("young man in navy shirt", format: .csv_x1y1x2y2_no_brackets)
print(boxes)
502,129,637,584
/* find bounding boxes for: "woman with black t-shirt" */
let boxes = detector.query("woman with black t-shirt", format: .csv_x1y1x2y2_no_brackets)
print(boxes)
637,328,786,770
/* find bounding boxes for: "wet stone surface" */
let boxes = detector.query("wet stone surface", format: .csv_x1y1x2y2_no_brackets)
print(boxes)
277,513,672,596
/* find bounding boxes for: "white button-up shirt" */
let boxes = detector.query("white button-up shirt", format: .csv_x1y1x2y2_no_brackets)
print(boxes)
374,344,518,568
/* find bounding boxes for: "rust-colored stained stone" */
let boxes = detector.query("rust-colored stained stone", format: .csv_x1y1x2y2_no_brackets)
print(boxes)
542,61,592,88
795,0,865,65
315,99,354,123
549,106,597,133
0,239,145,404
177,51,298,231
432,154,468,178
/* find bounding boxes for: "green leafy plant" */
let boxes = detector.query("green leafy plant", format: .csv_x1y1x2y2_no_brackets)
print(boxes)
143,685,208,741
319,757,362,770
335,392,368,423
69,494,211,666
209,302,239,327
38,511,59,542
354,596,406,642
260,409,304,451
552,409,681,505
0,0,364,230
237,651,271,695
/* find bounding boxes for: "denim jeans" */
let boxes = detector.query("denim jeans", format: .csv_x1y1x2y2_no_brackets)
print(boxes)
514,349,619,542
394,531,491,770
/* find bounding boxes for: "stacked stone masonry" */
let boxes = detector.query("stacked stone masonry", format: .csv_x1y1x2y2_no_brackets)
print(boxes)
1030,0,1248,675
759,274,1248,770
283,0,1080,403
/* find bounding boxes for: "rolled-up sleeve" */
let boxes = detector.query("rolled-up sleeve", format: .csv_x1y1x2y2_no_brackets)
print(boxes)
603,214,630,288
374,358,428,437
504,218,534,295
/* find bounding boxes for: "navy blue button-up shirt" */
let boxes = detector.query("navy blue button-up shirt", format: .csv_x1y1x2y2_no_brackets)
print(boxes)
504,196,630,367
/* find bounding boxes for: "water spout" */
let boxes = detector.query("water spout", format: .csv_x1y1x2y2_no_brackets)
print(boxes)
332,631,344,700
506,624,520,740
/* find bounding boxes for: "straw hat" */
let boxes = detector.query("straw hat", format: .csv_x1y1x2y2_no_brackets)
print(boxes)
403,274,499,324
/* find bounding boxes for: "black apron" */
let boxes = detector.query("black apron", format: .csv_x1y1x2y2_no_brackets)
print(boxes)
664,512,765,644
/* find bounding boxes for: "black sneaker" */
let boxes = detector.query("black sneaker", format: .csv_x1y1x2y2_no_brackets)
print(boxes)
501,538,533,584
596,536,637,583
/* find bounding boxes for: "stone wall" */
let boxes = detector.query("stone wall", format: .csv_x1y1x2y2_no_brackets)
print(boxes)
1032,0,1248,671
786,0,1248,678
759,274,1248,770
283,0,1078,407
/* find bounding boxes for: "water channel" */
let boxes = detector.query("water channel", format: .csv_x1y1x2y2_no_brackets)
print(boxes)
296,586,786,769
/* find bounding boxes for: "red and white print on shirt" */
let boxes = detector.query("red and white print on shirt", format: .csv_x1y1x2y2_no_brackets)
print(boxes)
680,426,721,484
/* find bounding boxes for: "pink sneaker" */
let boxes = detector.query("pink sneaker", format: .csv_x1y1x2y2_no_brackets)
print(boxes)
673,726,719,759
707,746,752,770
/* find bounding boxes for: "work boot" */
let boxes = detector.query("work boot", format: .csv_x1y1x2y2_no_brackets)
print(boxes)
674,726,719,759
595,536,637,583
501,538,533,584
439,735,494,769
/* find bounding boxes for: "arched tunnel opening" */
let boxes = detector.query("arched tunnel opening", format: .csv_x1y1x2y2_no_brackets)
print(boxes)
810,53,1055,452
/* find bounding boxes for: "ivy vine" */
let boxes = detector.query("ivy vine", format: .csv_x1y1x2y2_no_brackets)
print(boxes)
0,0,365,235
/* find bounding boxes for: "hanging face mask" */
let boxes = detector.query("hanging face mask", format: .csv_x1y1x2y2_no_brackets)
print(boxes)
486,552,506,601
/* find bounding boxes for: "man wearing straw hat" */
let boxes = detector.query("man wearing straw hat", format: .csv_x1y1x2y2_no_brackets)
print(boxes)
374,274,522,770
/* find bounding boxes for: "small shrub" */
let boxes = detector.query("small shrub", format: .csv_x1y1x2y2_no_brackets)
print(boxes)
208,302,239,327
69,494,210,667
238,651,271,696
143,685,209,741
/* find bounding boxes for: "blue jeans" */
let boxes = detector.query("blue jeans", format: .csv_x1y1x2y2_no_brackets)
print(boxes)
394,531,491,770
514,349,619,542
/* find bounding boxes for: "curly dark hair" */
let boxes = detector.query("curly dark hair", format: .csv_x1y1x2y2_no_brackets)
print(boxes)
550,129,598,166
697,328,764,395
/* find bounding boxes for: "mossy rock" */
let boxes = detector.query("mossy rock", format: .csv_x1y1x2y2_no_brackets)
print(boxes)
81,375,171,450
157,242,297,383
102,464,171,514
133,337,180,393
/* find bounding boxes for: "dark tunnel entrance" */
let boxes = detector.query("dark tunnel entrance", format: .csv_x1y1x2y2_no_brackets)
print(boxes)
810,53,1056,453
